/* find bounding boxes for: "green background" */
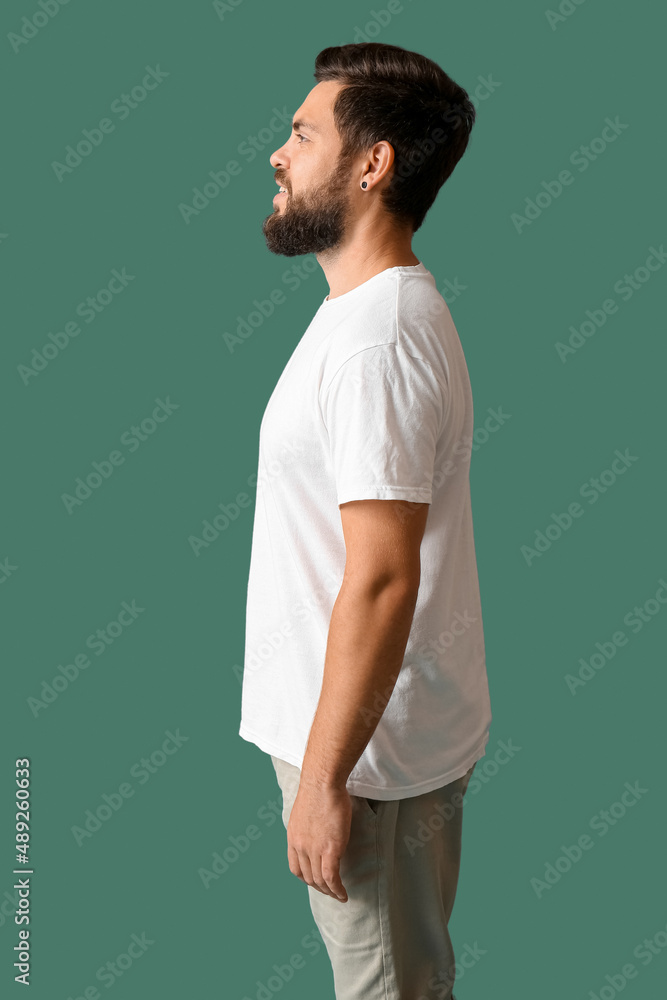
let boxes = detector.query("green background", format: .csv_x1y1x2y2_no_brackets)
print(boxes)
2,0,665,997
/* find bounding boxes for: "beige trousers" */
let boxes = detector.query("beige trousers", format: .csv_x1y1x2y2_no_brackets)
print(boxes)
270,754,476,1000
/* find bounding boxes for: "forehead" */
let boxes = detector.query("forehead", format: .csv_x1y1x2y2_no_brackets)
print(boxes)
292,80,346,137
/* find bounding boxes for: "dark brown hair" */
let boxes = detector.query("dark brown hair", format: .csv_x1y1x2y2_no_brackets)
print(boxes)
314,43,475,233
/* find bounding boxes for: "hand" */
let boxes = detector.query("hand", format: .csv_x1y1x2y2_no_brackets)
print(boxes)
286,778,352,903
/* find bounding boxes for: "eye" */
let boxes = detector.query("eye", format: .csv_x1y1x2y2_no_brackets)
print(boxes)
295,132,308,144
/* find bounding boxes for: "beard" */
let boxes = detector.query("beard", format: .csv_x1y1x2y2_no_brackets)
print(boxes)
262,152,355,257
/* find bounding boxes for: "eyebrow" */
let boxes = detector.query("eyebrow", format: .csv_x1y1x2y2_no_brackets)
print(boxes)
292,119,321,135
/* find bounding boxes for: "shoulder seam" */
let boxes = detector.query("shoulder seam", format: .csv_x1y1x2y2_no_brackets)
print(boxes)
396,271,449,436
321,341,397,399
395,270,449,397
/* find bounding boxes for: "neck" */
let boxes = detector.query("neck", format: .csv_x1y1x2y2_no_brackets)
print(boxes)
318,230,420,300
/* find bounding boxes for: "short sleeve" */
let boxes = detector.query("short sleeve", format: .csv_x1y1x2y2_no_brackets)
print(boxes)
321,344,445,506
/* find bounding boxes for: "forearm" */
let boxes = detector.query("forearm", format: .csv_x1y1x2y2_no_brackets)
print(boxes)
299,576,419,790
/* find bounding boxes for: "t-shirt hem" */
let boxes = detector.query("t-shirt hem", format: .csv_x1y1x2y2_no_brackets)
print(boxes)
239,723,491,800
346,732,491,799
239,724,306,770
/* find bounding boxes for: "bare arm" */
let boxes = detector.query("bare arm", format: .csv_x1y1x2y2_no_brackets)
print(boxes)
299,497,429,791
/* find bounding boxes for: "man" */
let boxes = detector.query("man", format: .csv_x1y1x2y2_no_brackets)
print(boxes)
239,42,492,1000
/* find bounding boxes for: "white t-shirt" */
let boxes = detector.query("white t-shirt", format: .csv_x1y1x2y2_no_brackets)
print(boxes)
239,262,492,799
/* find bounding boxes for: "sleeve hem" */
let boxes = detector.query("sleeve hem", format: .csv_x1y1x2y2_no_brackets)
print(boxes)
337,485,432,505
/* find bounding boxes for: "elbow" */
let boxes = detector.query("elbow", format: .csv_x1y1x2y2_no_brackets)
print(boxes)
342,568,421,605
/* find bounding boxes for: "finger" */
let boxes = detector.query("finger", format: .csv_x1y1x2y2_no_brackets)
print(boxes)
288,842,346,901
306,852,336,899
287,844,306,883
322,854,348,902
308,854,343,900
296,851,326,896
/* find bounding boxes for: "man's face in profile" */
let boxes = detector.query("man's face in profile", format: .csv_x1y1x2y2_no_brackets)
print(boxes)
262,81,357,257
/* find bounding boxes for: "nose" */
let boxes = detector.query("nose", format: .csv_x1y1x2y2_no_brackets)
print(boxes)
270,144,289,169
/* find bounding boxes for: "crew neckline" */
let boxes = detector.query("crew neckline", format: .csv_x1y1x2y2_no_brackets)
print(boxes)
321,262,428,306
